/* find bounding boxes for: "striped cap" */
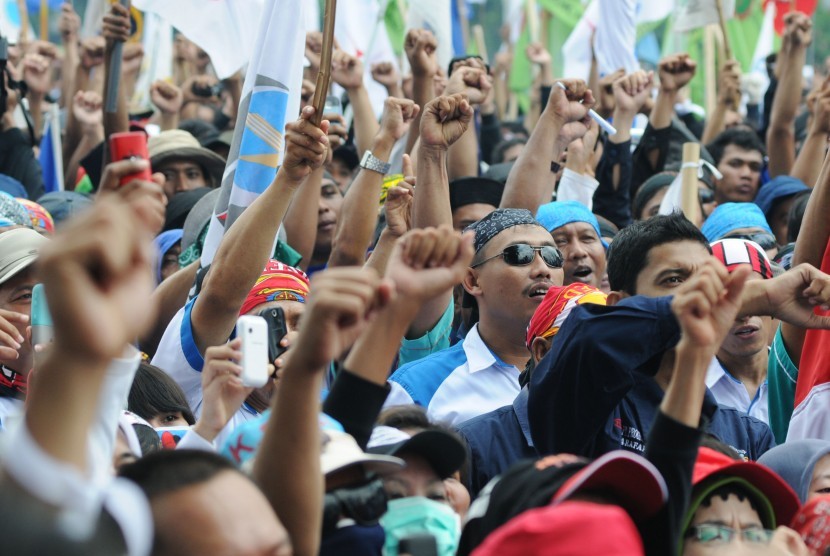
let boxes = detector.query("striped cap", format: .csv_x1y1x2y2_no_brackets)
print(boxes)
710,238,773,280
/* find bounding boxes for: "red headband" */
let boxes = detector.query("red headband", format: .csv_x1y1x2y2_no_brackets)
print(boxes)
711,238,773,280
239,260,310,316
526,283,608,348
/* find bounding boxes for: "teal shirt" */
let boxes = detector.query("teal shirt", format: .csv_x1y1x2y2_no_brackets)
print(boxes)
397,300,454,368
768,325,799,444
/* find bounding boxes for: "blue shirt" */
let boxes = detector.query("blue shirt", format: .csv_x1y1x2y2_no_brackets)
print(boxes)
528,295,775,461
384,324,521,426
455,387,537,497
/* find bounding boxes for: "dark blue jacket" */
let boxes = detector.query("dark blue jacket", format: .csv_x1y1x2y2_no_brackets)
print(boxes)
528,295,775,460
455,388,537,497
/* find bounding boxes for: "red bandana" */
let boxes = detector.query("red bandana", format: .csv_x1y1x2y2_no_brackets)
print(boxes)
526,283,608,348
0,365,27,398
239,260,310,316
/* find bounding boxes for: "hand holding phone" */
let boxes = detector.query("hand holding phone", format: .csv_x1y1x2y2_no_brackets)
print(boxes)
259,307,288,363
109,131,152,186
235,315,269,388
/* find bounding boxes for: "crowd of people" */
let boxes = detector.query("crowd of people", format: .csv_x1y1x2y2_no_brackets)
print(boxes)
5,1,830,555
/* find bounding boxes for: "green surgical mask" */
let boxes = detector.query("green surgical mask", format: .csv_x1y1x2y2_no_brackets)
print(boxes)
380,496,460,556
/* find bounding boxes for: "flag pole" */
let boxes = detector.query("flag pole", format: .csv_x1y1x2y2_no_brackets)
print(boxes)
16,0,28,43
39,0,47,41
311,0,337,126
472,24,488,64
105,0,130,114
713,0,732,60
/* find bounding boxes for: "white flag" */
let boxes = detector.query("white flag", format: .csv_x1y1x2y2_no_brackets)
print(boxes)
407,0,453,73
674,0,735,33
562,0,599,81
199,0,307,266
595,0,639,76
130,12,173,113
132,0,266,79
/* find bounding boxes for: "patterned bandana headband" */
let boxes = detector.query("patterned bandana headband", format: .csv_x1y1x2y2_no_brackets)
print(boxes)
710,238,773,280
239,260,311,316
526,283,608,348
465,208,542,253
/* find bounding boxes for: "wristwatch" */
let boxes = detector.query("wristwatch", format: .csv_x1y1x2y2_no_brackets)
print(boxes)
360,150,391,175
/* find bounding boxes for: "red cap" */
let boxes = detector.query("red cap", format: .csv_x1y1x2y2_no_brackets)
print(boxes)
471,501,645,556
526,282,607,348
239,260,310,316
790,495,830,553
552,450,668,522
692,448,800,527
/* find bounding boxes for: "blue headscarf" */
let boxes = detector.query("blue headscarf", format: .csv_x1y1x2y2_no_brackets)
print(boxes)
536,201,607,247
701,202,772,242
154,229,183,283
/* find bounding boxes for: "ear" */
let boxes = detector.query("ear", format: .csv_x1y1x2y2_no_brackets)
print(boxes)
462,267,483,299
531,336,552,364
606,290,628,306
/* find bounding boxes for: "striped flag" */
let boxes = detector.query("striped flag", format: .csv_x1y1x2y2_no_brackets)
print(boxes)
199,0,307,266
788,242,830,441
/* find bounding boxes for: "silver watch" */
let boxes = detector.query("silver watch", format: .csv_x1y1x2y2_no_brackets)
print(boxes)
360,150,391,175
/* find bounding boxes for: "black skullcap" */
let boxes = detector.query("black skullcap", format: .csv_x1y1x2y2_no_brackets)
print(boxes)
632,172,676,220
464,208,543,253
449,177,505,213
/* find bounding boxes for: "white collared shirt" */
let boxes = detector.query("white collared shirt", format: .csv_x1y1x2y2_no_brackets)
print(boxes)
384,324,521,426
705,356,769,424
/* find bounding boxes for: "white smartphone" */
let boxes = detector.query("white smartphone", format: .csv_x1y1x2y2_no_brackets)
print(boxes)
235,315,269,388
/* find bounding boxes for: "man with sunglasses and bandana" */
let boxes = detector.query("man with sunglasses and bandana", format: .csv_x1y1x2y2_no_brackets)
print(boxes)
384,208,563,426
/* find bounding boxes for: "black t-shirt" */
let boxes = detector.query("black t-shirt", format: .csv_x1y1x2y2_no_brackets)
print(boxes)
0,127,44,200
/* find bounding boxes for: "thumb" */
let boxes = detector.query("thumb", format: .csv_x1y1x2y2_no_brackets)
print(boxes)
724,266,752,305
402,153,413,177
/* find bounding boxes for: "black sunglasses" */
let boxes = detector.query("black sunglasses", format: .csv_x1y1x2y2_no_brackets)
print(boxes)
471,244,564,269
724,232,777,251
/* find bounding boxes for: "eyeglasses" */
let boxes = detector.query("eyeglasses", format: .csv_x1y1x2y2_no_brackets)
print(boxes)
685,524,774,546
724,232,778,251
471,244,564,269
698,188,715,204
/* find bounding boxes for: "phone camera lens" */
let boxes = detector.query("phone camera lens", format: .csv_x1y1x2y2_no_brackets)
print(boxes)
248,328,253,333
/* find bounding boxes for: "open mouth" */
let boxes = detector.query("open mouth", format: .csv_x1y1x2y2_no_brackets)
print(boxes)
571,266,593,281
528,283,551,299
734,324,760,338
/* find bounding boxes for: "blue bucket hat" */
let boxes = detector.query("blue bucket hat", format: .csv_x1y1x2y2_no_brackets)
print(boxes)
536,201,608,248
754,176,809,217
701,202,772,242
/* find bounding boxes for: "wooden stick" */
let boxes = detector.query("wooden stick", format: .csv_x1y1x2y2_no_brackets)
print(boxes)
704,25,717,117
311,0,337,126
713,0,732,60
472,24,488,64
680,142,702,226
526,0,539,44
17,0,28,43
457,0,469,53
39,0,47,41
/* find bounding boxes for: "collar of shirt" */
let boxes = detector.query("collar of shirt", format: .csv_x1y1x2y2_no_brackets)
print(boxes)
512,387,533,447
463,324,514,374
705,356,769,390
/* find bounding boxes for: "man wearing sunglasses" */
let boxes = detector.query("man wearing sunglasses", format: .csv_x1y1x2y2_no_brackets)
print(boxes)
384,208,563,426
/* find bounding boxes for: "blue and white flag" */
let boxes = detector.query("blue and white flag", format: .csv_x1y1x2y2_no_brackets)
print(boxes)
199,0,307,266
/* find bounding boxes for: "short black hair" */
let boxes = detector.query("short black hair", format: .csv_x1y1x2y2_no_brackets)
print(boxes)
787,190,811,243
607,212,709,295
129,363,196,426
378,405,432,431
119,449,237,500
705,127,766,166
491,138,527,164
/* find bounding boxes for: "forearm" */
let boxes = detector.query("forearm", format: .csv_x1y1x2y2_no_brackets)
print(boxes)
700,101,728,145
413,147,453,228
447,125,479,180
767,47,806,177
344,299,421,385
140,261,199,354
159,110,179,131
790,128,827,187
405,76,434,154
255,369,323,556
363,228,398,276
500,111,563,211
650,89,677,131
27,92,44,141
65,129,103,188
347,85,380,157
61,42,79,110
195,173,300,348
329,135,395,267
283,167,323,269
659,342,712,427
25,350,110,471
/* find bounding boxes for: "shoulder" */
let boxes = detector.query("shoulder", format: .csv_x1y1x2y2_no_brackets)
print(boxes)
456,404,515,436
390,341,467,383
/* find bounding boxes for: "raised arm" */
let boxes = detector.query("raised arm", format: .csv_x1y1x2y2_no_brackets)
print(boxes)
372,61,404,100
791,79,830,187
700,60,742,145
500,79,593,212
254,267,390,556
767,12,812,177
190,107,329,354
444,65,492,180
404,29,440,155
328,98,419,267
332,50,379,157
150,80,184,132
58,2,81,110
